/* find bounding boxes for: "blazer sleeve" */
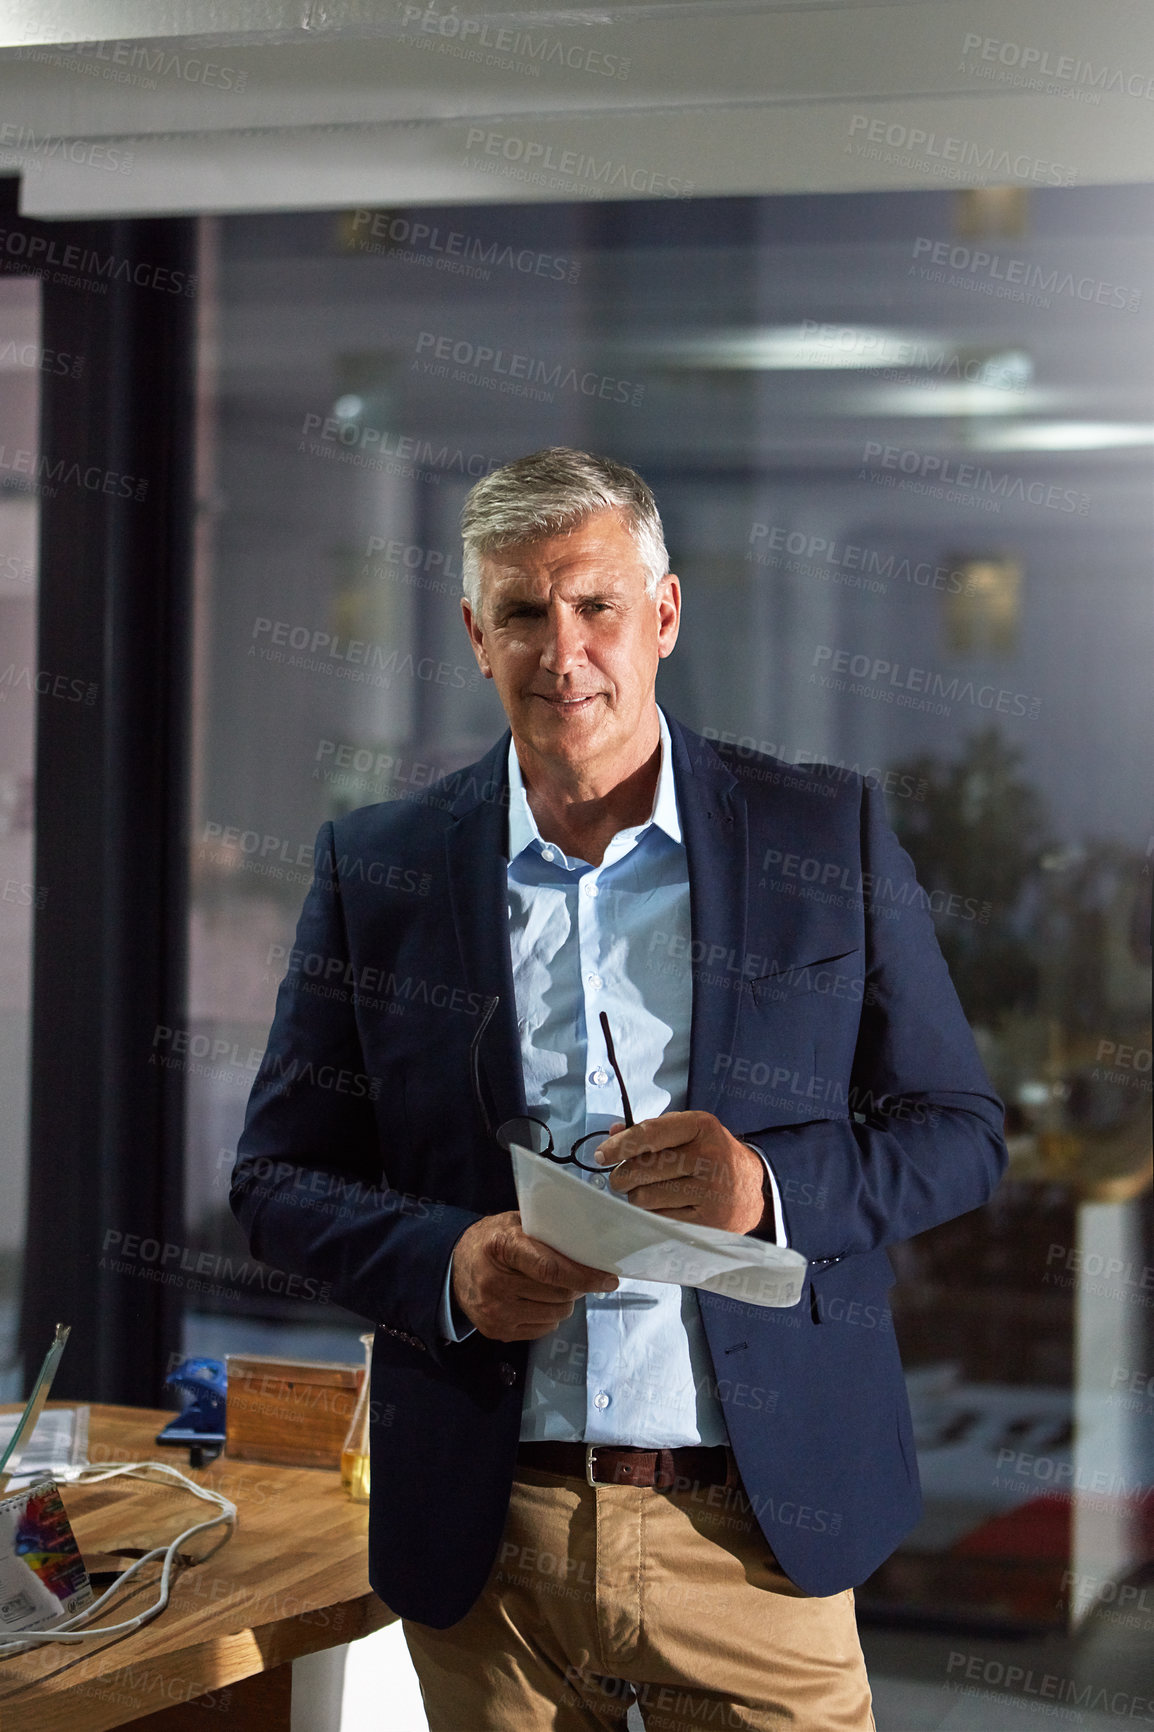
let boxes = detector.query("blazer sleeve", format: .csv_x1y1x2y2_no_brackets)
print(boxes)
742,780,1008,1259
229,823,481,1364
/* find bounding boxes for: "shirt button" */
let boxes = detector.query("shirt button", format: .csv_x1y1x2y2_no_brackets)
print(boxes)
586,972,603,990
589,1067,610,1087
583,880,598,897
593,1391,610,1410
541,847,555,862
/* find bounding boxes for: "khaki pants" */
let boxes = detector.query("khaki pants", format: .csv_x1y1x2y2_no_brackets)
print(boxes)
403,1459,875,1731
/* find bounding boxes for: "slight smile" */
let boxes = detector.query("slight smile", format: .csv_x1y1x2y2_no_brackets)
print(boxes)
532,693,603,711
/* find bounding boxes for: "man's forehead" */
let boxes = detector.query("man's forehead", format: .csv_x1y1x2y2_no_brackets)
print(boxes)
482,543,640,592
485,558,630,592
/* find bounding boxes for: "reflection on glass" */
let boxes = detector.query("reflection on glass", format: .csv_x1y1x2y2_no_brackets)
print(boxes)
946,558,1023,655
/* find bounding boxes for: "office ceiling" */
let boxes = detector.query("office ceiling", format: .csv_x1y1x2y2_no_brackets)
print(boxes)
1,0,1153,216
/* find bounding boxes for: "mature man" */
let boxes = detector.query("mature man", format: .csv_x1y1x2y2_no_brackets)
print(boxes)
232,447,1007,1730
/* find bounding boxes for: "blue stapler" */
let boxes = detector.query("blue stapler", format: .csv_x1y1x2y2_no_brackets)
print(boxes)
155,1357,228,1466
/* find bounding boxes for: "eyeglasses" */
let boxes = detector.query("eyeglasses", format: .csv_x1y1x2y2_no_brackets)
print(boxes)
470,993,635,1173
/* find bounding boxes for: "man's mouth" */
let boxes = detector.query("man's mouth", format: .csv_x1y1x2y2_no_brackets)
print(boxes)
533,693,601,710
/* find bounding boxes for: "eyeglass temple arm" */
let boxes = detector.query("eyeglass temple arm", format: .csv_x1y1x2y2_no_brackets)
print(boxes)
470,994,501,1140
598,1011,634,1128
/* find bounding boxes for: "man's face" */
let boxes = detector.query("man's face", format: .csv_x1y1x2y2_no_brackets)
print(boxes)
461,510,680,783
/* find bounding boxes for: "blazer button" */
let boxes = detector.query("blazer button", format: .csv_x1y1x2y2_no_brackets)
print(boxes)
498,1361,518,1386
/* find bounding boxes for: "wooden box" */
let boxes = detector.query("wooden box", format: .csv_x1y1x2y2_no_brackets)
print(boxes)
224,1354,363,1470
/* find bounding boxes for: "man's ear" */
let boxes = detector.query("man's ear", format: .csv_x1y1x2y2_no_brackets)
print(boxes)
657,573,681,658
462,597,493,680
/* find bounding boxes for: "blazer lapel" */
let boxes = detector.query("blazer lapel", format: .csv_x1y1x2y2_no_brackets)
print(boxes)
667,718,750,1119
443,733,527,1133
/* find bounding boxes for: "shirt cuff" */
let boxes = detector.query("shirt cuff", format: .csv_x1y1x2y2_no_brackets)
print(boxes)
437,1252,477,1343
741,1142,789,1247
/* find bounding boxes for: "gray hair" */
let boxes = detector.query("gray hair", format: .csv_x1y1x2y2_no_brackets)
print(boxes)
460,447,669,614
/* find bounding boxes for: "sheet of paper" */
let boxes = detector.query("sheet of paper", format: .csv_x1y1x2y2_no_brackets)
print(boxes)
511,1146,807,1309
0,1408,90,1487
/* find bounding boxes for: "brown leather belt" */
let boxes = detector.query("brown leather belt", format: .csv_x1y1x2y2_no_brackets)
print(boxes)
517,1441,736,1490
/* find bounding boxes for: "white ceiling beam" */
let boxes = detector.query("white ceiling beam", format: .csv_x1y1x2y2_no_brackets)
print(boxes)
2,0,1153,214
2,0,1154,141
15,91,1154,219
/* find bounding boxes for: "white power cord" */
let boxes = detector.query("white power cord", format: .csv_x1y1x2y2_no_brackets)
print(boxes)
0,1458,237,1657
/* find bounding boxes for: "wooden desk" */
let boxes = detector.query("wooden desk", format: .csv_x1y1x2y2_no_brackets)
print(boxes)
0,1404,397,1730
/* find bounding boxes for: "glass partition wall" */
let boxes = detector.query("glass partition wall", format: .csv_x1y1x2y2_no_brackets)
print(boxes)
184,189,1152,1682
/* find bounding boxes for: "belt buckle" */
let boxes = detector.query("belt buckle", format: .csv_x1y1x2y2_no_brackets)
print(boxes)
585,1444,601,1487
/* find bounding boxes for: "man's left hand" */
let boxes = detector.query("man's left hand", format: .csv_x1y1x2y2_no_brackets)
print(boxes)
594,1112,767,1235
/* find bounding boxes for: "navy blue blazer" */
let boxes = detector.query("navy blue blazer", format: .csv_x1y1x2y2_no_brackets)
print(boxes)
231,717,1006,1629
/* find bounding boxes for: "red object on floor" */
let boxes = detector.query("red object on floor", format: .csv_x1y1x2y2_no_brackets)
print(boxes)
954,1488,1154,1562
953,1494,1072,1560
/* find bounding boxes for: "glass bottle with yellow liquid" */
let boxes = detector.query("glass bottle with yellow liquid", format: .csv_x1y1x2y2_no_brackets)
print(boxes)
340,1331,374,1502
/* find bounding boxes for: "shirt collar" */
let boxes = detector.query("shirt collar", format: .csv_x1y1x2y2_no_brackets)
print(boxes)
507,706,682,863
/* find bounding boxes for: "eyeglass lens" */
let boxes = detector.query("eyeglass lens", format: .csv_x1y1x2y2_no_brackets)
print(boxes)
477,995,634,1173
495,1118,620,1172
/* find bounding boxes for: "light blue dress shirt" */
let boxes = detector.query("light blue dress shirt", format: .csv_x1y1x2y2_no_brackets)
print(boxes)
438,709,785,1446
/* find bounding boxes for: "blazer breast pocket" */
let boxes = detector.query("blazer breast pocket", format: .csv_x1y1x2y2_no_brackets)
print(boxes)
745,948,864,1011
727,949,865,1122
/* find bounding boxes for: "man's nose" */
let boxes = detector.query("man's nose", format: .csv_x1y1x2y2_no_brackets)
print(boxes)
541,606,587,672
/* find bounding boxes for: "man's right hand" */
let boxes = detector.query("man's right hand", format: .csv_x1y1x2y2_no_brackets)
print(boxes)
450,1210,618,1340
